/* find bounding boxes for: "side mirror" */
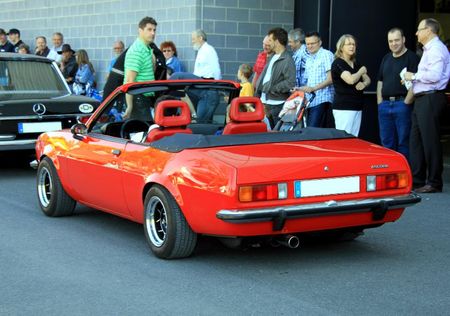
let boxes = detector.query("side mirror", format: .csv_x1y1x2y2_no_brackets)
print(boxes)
71,123,87,140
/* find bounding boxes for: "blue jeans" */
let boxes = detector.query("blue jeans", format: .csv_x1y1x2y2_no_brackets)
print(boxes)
170,72,219,123
378,100,412,158
306,102,330,127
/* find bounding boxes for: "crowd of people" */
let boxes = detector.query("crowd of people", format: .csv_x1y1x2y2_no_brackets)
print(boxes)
1,16,449,192
0,29,97,97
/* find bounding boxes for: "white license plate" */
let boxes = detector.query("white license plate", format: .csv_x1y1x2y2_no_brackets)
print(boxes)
294,176,360,198
18,122,62,134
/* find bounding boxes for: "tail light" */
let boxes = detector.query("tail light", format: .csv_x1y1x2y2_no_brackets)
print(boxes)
366,173,408,191
239,183,287,202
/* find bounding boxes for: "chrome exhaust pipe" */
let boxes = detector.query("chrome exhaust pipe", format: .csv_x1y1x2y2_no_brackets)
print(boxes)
277,235,300,249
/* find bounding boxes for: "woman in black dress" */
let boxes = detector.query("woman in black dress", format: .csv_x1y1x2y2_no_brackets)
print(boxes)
331,34,371,136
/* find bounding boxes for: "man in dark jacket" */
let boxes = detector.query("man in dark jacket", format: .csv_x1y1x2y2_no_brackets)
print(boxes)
256,27,296,127
0,28,15,52
58,44,78,89
102,42,166,101
7,29,24,53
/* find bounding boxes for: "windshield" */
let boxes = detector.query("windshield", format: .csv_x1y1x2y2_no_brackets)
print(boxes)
0,60,69,101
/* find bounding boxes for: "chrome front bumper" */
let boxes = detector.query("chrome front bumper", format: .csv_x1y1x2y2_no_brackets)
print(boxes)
216,193,421,231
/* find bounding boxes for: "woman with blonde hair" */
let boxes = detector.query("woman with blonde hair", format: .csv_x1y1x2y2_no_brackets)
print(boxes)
73,49,95,95
331,34,370,136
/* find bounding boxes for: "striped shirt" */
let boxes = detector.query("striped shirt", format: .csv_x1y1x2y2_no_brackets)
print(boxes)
124,38,154,84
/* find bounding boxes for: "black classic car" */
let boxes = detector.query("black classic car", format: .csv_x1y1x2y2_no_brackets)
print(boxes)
0,53,100,151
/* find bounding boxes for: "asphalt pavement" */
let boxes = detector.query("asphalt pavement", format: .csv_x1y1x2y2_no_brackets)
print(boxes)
0,150,449,315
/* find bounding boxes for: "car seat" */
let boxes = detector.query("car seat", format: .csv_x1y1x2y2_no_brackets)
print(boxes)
222,97,268,135
145,100,192,142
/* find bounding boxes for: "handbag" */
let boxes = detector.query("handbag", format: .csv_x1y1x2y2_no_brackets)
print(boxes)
73,81,86,95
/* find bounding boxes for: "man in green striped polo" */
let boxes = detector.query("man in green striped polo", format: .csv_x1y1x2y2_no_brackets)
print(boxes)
123,16,157,121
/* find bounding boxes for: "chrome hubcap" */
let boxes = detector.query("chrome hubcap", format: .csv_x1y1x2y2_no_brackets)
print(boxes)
37,167,52,208
145,196,167,247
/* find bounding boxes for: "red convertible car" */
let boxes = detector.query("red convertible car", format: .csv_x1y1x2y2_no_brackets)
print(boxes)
32,80,420,259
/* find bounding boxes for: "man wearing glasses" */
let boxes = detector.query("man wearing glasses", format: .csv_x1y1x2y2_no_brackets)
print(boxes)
108,40,125,73
299,31,334,128
404,18,450,193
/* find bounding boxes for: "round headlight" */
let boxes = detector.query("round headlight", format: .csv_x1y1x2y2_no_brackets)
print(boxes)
79,103,94,113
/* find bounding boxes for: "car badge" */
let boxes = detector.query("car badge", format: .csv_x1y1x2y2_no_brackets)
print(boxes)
324,166,329,172
371,164,389,169
33,103,46,116
79,103,94,114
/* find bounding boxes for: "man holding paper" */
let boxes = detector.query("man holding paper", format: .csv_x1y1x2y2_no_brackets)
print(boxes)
404,18,450,193
376,27,419,159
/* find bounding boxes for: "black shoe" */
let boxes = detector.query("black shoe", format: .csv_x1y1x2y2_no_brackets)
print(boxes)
414,184,442,193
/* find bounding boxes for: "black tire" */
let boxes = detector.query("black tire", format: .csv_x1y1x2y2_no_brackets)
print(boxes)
143,185,197,259
36,157,76,217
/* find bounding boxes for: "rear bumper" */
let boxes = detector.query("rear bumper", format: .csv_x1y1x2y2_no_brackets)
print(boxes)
216,193,421,231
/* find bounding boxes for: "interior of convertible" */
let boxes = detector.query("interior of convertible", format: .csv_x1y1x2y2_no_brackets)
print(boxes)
89,82,270,142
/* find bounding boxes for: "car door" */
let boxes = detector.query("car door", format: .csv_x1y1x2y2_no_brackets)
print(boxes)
65,133,129,215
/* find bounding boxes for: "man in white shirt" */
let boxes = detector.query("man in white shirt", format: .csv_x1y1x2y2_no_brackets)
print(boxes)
192,29,221,79
170,29,222,123
47,32,64,63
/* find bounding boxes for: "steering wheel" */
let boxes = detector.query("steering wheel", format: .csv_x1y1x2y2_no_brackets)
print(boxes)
119,119,150,139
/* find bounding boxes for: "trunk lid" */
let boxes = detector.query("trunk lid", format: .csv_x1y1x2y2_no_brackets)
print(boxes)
205,138,407,184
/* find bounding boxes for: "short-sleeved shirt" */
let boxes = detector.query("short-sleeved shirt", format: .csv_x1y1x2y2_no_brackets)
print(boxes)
124,38,154,84
331,58,364,111
239,81,254,97
304,47,334,107
378,50,419,98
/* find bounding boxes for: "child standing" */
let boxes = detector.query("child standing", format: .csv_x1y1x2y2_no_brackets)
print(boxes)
222,63,270,130
225,64,254,123
238,64,253,97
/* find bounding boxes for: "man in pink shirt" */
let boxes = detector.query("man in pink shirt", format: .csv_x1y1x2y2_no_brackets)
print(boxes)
405,18,450,193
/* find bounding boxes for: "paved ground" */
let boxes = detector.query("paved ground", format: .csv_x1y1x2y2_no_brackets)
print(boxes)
0,148,449,315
